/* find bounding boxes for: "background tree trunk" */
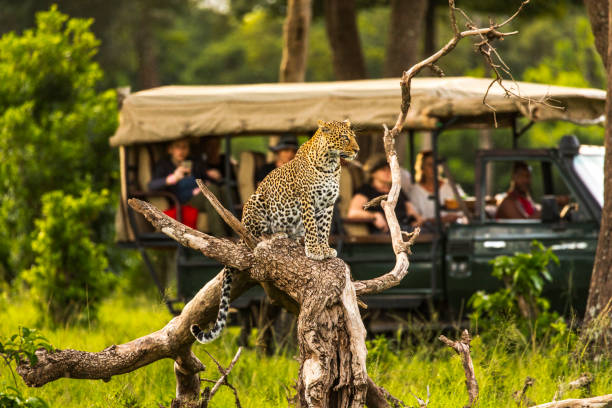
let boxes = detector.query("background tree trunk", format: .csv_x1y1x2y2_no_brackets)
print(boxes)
384,0,428,78
135,14,161,89
279,0,312,82
423,0,437,59
584,0,609,69
583,0,612,332
324,0,367,80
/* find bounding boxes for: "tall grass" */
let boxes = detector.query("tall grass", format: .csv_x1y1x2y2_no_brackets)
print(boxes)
1,292,610,407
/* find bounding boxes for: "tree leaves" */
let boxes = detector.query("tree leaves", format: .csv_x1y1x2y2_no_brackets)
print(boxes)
0,7,117,281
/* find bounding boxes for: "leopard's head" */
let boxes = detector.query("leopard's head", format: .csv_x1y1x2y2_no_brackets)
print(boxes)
317,119,360,161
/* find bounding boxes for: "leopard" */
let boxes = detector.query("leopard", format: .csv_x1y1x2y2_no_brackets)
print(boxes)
191,119,360,344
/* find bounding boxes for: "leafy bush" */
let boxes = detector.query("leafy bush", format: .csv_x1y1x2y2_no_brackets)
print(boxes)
22,189,116,326
0,327,52,408
0,6,117,282
469,241,561,336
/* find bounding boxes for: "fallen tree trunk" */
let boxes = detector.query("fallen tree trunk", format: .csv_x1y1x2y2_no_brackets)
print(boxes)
529,394,612,408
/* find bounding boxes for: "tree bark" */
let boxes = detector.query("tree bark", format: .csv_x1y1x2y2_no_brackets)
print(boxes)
583,0,612,339
135,5,161,90
584,0,609,68
324,0,367,80
280,0,312,82
384,0,428,78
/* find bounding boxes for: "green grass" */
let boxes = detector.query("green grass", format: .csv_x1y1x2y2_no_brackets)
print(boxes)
1,293,610,407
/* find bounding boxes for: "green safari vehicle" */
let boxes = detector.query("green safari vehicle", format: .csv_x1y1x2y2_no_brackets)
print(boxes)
111,77,605,323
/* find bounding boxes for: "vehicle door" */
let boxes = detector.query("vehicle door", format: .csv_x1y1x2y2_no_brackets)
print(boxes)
445,149,599,317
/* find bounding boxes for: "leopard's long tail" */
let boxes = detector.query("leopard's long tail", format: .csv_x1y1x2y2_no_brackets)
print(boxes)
190,266,234,344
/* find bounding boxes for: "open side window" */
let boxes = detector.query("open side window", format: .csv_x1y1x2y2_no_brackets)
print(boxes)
478,156,594,224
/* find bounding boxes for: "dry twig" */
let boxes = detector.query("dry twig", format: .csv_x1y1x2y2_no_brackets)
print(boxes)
439,330,478,408
364,194,388,210
410,386,430,408
389,0,559,133
553,372,593,401
196,179,258,249
513,376,536,407
204,347,242,400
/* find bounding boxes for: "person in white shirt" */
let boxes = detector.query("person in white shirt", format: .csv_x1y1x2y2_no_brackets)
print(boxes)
408,150,464,225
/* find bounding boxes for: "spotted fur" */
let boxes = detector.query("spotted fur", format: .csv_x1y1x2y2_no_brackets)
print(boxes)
191,266,233,343
191,120,360,344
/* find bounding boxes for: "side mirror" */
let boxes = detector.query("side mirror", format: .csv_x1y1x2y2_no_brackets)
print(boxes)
540,195,559,223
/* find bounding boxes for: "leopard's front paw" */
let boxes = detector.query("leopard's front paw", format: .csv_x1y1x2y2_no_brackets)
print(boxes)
305,245,325,261
323,246,337,259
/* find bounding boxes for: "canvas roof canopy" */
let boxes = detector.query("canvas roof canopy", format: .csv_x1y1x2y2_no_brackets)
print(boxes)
109,77,606,147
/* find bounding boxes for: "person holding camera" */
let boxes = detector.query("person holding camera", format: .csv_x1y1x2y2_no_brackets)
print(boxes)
148,137,226,235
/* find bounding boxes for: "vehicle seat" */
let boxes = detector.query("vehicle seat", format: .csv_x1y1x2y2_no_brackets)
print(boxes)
238,151,266,204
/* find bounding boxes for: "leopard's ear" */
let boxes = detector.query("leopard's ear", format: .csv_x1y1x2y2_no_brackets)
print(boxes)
318,120,330,132
343,119,351,127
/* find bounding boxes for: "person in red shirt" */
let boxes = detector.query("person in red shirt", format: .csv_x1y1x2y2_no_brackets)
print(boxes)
496,161,541,219
149,137,226,234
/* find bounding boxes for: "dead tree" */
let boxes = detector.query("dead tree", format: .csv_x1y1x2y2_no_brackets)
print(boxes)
16,1,534,407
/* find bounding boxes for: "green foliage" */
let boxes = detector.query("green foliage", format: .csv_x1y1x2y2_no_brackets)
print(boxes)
0,391,49,408
469,241,561,335
22,189,116,326
0,6,118,281
179,9,283,85
523,17,605,89
0,327,53,367
0,327,52,407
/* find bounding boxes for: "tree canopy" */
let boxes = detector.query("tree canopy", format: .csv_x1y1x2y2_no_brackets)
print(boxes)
0,6,117,280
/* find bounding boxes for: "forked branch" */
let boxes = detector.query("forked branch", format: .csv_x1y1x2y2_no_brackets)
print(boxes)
391,0,552,134
439,330,479,408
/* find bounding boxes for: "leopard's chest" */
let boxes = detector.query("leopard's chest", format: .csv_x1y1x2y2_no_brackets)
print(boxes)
310,173,339,210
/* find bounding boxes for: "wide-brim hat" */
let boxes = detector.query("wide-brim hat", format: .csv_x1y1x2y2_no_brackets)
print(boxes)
270,135,299,152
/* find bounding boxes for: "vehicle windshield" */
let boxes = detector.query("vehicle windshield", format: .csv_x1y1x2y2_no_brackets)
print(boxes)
573,146,604,208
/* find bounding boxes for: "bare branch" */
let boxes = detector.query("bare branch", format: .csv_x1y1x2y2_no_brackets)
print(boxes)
353,228,419,296
17,272,255,389
128,198,253,270
529,394,612,408
196,179,258,249
553,372,593,402
428,64,445,77
207,348,243,399
204,347,243,400
364,194,388,210
391,0,534,134
410,386,430,408
513,376,535,407
496,0,531,29
439,330,478,408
